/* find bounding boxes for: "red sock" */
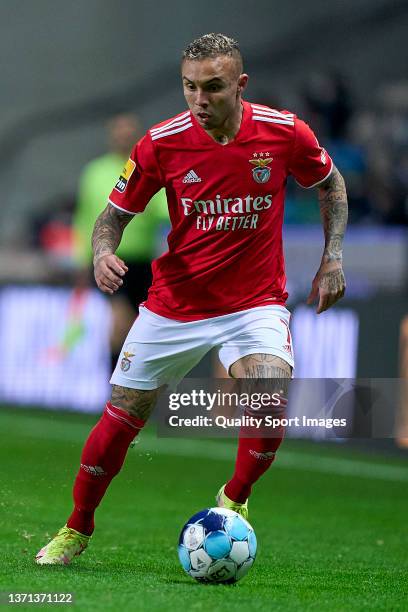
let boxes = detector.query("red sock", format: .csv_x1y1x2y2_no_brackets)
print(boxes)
225,421,285,503
66,402,145,535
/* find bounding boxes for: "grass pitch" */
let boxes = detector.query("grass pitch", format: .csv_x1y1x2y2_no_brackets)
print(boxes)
0,407,407,611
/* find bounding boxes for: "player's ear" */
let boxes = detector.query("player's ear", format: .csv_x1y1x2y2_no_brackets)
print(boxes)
237,74,249,95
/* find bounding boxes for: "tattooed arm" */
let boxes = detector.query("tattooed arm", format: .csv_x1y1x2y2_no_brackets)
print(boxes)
92,204,133,294
307,165,348,313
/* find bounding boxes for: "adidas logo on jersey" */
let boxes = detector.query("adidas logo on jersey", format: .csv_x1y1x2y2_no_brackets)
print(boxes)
183,170,202,183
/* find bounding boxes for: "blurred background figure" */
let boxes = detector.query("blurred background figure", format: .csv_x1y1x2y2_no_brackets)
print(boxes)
397,316,408,449
72,113,169,365
304,71,370,224
0,0,407,441
303,70,353,141
284,71,369,224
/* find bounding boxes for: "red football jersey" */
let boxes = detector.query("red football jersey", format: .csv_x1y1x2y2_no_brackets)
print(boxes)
109,100,333,321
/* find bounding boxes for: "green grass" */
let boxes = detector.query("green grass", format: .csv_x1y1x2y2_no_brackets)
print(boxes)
0,407,407,611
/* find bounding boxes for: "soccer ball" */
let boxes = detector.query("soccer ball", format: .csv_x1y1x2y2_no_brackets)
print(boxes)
177,507,257,584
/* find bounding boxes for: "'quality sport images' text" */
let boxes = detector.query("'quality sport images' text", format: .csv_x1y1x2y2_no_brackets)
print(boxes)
166,415,347,431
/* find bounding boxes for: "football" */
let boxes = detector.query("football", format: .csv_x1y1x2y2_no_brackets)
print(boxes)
177,507,257,584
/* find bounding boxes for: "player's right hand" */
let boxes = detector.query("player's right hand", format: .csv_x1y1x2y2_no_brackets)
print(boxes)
93,254,128,294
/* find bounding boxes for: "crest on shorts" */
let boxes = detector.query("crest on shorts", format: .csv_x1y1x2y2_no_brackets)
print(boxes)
249,153,273,184
121,350,135,372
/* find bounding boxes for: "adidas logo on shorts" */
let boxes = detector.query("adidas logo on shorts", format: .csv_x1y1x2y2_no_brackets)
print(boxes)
183,169,202,183
283,343,293,357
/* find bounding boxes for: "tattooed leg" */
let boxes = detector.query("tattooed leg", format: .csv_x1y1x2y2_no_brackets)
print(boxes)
223,354,292,503
230,354,291,415
230,353,291,385
111,384,163,421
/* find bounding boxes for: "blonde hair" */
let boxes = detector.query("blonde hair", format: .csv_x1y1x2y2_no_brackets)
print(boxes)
182,33,243,72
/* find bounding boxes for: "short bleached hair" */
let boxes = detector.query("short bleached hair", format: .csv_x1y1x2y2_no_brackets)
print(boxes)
182,33,243,72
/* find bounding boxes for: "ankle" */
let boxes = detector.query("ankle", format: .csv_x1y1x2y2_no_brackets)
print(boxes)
67,508,94,536
225,478,251,504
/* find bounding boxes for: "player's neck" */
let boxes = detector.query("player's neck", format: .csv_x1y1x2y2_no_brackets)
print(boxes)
207,101,243,145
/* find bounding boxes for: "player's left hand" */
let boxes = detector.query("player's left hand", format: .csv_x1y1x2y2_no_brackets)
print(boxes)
307,261,346,314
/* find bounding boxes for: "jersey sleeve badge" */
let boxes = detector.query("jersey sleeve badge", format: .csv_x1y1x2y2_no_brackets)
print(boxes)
114,158,136,193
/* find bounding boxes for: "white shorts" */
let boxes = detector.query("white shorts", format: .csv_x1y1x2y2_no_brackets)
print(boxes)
110,305,294,390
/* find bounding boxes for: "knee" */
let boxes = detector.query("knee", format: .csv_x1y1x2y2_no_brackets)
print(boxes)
111,384,159,420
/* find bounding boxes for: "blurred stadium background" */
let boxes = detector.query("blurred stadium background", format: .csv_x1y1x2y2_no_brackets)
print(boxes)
0,2,407,608
1,0,407,434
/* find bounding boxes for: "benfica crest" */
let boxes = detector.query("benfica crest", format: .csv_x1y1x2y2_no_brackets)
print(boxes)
249,153,273,184
121,350,135,372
